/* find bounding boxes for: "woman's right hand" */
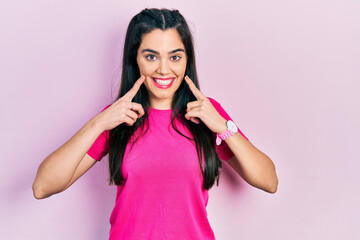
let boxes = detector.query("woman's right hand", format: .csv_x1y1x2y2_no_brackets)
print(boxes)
97,76,145,131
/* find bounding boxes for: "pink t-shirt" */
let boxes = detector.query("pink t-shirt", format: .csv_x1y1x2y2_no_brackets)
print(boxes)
87,97,248,240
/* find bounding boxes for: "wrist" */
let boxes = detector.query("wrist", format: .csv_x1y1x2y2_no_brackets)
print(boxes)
89,114,107,133
216,120,238,145
215,117,228,134
217,122,228,135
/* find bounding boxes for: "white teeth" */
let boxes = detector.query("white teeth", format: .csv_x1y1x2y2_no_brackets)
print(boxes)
154,78,174,85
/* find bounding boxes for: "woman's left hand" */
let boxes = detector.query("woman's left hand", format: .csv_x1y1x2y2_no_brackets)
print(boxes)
184,75,227,134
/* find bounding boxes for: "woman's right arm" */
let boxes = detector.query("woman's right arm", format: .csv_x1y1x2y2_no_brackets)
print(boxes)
32,76,145,199
32,115,105,199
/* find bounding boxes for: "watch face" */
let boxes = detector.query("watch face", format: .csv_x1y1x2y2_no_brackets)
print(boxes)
227,120,238,133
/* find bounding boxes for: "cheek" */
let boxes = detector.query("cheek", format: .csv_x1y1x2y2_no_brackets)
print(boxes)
143,74,153,84
172,63,187,76
137,59,153,75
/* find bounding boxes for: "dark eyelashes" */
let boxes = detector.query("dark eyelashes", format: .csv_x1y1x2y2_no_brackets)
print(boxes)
171,55,181,61
145,54,157,61
144,55,182,61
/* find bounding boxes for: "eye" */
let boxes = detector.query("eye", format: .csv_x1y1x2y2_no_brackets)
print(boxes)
171,55,181,61
145,54,157,61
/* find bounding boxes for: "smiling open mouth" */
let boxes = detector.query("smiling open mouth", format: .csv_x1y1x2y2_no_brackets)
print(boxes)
152,77,176,89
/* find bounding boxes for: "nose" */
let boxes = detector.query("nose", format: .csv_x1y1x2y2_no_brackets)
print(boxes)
156,59,170,75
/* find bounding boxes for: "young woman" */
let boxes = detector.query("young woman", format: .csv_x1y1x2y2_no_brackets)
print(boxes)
32,8,278,239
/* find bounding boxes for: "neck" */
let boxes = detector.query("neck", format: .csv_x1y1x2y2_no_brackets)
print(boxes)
149,98,172,110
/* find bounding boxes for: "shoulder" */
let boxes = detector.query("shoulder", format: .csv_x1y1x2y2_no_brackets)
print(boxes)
207,97,221,107
99,104,112,113
207,97,223,111
206,96,231,120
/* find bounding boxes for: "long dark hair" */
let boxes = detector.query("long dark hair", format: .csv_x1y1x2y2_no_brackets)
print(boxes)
108,8,222,190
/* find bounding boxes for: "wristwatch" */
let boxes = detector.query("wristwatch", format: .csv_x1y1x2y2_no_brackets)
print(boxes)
216,120,238,145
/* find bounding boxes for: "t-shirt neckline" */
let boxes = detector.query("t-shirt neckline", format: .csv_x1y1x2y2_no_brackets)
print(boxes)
149,106,172,114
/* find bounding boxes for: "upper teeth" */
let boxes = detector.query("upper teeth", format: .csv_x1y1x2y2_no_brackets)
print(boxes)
154,78,174,85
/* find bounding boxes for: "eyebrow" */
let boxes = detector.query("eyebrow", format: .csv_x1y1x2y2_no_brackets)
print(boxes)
141,48,185,54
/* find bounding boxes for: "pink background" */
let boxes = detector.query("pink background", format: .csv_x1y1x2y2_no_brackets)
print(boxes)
1,0,359,239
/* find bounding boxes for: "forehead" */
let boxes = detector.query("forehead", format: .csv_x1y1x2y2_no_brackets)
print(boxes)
139,28,185,52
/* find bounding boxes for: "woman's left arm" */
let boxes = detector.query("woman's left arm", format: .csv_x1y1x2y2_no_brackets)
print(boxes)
184,76,278,194
223,133,278,194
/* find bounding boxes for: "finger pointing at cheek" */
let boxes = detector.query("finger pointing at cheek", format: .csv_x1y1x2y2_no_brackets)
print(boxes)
184,76,206,100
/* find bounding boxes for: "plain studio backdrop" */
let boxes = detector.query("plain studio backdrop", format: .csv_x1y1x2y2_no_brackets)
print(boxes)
0,0,359,239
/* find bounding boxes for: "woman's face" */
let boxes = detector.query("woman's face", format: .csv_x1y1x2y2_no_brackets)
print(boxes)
137,28,187,109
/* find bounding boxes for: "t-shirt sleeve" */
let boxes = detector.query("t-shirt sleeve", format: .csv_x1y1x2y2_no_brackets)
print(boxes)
86,105,111,161
208,97,249,162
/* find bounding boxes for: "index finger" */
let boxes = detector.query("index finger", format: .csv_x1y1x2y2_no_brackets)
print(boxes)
184,76,206,100
123,76,145,101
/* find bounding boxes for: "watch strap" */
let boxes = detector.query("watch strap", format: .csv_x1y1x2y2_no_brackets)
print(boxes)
216,129,235,145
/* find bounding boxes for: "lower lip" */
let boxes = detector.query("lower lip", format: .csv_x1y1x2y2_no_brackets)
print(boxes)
152,78,176,89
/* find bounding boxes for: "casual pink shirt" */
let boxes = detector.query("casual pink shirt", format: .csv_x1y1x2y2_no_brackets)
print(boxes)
87,97,249,240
